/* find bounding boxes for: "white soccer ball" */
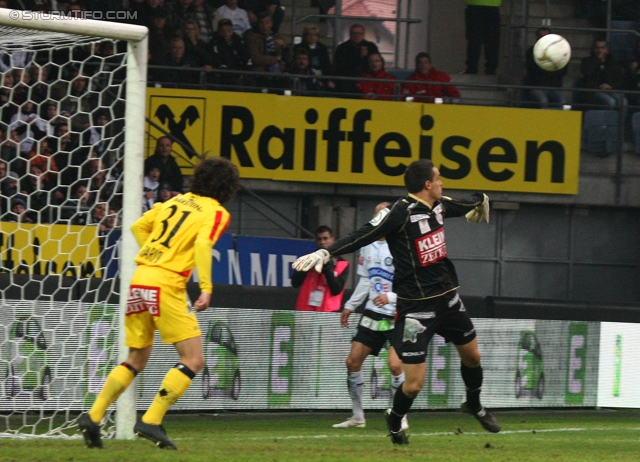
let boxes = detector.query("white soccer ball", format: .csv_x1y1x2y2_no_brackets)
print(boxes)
533,34,571,71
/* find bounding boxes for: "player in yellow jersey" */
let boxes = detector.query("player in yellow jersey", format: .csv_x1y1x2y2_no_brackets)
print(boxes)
79,157,240,450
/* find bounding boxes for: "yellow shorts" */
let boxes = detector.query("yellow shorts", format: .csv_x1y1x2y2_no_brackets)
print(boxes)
125,265,201,348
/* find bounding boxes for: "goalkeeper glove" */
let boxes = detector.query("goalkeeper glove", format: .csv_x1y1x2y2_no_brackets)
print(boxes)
292,249,331,273
465,193,490,224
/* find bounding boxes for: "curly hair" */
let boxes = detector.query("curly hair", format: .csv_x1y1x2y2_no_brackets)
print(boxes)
404,159,435,193
191,157,240,204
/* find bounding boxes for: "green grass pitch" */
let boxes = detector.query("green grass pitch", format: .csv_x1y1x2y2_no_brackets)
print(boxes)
2,410,639,461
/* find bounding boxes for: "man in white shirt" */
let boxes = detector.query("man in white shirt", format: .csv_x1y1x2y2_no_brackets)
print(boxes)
333,202,407,431
215,0,251,36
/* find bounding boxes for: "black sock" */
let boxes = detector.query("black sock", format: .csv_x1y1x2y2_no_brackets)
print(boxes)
389,385,414,431
461,363,483,412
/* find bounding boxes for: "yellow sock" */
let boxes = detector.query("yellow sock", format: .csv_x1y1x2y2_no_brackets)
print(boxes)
88,365,135,423
142,367,192,425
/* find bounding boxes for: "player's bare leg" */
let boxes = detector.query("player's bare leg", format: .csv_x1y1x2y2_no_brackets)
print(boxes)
456,339,501,433
333,341,371,428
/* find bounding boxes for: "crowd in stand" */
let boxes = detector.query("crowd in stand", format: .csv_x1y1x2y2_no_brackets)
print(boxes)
2,0,640,267
0,1,465,232
2,0,463,100
0,3,128,250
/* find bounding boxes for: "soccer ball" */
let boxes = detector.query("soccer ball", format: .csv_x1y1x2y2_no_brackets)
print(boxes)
533,34,571,71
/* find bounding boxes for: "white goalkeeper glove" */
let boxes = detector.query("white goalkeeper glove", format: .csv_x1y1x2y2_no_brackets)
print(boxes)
292,249,331,273
465,193,490,224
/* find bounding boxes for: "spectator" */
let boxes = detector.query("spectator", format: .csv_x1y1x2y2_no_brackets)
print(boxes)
102,158,124,208
144,136,184,193
28,138,59,176
11,67,31,104
211,19,251,85
148,7,176,65
357,52,397,101
0,159,7,212
1,171,19,199
87,41,126,90
183,20,216,72
143,165,161,212
244,12,292,86
0,72,14,124
0,42,34,72
240,0,284,33
402,52,461,103
58,180,92,225
4,196,33,223
129,0,165,28
19,160,57,222
57,121,81,187
84,109,111,159
463,0,501,75
157,182,174,202
88,201,107,228
156,37,202,85
578,37,628,115
1,129,22,176
86,156,115,205
28,64,51,104
191,0,216,43
41,101,64,131
215,0,252,37
291,225,349,312
523,28,567,109
294,25,333,84
333,24,379,94
57,69,94,132
10,100,50,157
286,49,321,95
169,0,196,31
624,38,640,106
0,124,21,175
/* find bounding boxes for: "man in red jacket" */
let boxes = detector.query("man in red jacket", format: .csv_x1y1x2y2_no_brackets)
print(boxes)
402,52,461,103
357,52,398,101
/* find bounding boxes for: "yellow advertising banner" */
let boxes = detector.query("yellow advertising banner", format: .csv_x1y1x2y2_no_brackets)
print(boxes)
0,223,101,278
146,88,582,194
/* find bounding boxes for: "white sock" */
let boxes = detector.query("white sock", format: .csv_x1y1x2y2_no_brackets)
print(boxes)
348,371,365,421
390,372,405,405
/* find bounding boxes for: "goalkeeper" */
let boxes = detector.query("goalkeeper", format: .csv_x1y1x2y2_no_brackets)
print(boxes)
79,158,239,450
293,159,499,445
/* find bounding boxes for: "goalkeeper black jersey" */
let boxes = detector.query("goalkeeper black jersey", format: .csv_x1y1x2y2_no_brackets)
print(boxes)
327,192,485,301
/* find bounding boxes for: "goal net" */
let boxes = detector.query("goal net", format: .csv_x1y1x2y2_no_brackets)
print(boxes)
0,10,147,440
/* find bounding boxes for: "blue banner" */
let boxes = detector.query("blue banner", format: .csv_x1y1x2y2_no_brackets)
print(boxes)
104,232,315,287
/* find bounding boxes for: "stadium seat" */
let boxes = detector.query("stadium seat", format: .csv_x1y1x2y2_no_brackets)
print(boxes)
632,112,640,155
582,110,619,156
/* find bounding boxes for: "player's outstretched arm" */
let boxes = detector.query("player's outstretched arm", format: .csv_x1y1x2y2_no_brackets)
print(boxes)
465,193,490,224
292,249,331,272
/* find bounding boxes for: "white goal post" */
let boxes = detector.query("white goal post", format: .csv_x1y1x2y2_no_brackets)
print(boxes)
0,8,147,440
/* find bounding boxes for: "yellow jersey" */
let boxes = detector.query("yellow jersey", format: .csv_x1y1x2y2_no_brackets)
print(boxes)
131,192,230,293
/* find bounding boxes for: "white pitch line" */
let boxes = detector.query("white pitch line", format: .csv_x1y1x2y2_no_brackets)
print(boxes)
174,426,640,442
